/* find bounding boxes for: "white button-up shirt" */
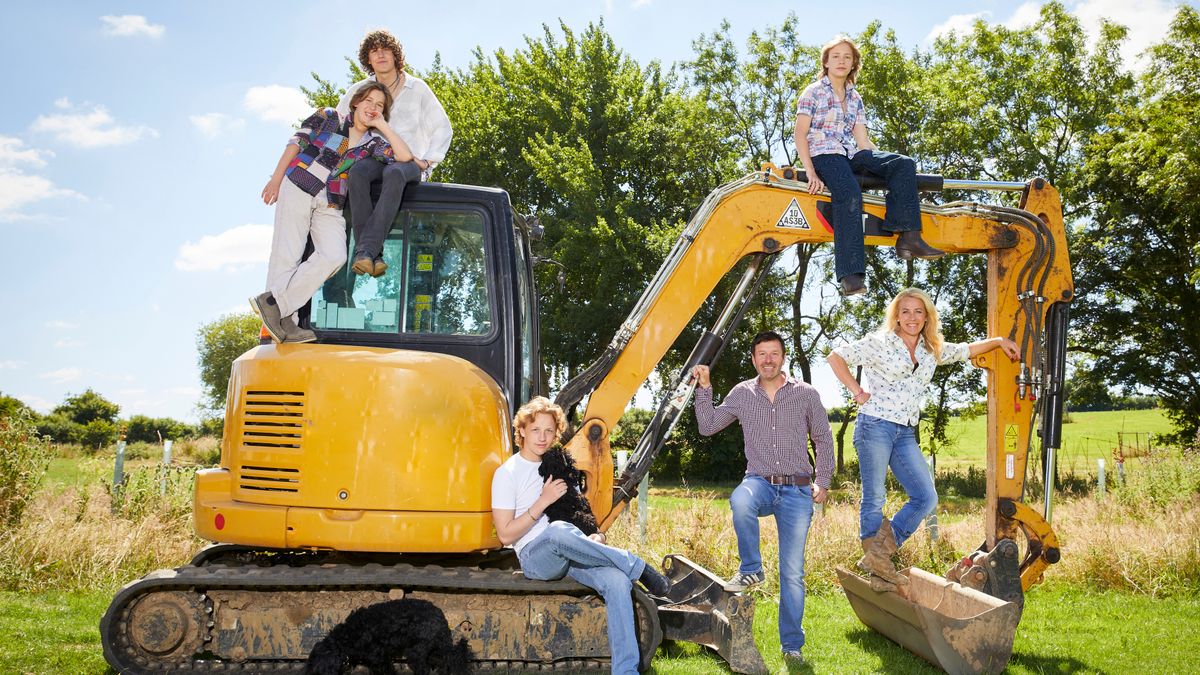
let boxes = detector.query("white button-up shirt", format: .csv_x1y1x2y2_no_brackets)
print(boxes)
337,73,453,180
831,331,970,426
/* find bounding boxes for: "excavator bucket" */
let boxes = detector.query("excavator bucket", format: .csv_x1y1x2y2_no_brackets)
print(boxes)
837,566,1020,675
655,554,768,675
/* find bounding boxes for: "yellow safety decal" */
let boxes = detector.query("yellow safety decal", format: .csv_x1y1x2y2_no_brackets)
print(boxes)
417,254,433,272
1005,424,1018,479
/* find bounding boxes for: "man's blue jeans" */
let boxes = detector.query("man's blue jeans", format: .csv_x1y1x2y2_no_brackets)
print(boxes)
810,149,921,281
518,521,647,675
729,476,814,653
853,413,938,545
347,158,422,261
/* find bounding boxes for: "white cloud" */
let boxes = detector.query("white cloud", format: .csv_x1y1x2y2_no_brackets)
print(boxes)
244,85,311,125
32,100,158,148
631,0,653,7
55,338,86,348
0,136,52,168
0,168,83,222
16,394,54,413
1004,2,1045,30
45,320,78,329
0,360,24,370
1073,0,1178,68
925,11,989,42
175,224,272,272
101,15,165,39
927,1,1180,71
39,367,82,383
190,112,245,139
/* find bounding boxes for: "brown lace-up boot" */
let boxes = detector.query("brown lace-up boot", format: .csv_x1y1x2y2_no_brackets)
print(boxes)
858,517,909,588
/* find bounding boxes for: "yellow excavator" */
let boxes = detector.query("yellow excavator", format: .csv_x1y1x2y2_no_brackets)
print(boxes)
101,163,1072,674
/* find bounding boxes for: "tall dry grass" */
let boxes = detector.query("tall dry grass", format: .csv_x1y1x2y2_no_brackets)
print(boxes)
607,488,1200,598
0,477,202,593
3,449,1196,598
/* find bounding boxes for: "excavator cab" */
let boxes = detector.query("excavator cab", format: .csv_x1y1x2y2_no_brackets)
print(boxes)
310,182,543,409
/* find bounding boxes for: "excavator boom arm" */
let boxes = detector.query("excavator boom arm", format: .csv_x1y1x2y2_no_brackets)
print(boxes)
561,166,1073,581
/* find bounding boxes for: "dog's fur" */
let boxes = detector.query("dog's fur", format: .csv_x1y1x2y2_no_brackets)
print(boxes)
304,597,471,675
538,447,600,536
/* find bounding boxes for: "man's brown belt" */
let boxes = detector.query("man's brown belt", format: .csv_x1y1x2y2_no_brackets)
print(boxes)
762,474,811,486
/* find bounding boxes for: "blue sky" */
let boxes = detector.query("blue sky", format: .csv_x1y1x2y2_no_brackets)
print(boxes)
0,0,1187,421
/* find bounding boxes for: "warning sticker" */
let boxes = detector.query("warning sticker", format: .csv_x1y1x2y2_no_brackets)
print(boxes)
776,198,811,230
1004,424,1018,479
417,254,433,272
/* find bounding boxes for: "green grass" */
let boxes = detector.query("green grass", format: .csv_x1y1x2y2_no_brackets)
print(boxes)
5,585,1195,674
934,408,1173,471
0,590,113,674
825,408,1173,474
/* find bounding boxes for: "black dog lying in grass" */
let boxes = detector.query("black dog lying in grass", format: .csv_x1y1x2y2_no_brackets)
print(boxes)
304,597,471,675
538,447,600,536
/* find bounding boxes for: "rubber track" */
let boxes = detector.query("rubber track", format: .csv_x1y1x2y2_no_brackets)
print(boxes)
101,561,616,673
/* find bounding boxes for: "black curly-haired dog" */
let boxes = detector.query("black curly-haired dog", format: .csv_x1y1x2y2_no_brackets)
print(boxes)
538,447,600,536
304,597,471,675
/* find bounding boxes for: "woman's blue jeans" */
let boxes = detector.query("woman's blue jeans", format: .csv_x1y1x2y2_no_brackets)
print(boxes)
729,476,813,653
853,413,937,546
810,149,921,281
518,521,647,675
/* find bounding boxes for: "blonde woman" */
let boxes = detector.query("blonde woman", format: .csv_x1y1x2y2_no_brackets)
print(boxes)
491,397,670,675
826,289,1018,586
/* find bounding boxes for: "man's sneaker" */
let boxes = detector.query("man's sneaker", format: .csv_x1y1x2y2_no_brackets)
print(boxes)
249,292,285,343
638,564,672,597
782,650,805,666
280,316,317,344
723,570,765,592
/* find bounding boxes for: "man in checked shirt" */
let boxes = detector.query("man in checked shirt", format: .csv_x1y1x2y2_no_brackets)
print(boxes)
691,330,834,665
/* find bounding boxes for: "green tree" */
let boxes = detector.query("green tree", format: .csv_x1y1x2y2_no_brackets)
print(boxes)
53,388,119,426
424,22,740,388
197,313,263,413
1079,5,1200,440
78,418,119,450
124,415,195,444
0,392,32,420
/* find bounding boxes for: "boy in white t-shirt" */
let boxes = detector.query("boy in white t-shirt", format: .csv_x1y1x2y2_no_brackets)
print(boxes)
491,397,670,675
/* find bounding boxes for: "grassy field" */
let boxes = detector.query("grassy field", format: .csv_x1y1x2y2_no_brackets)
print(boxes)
3,585,1196,674
3,408,1193,673
933,408,1173,471
823,408,1173,474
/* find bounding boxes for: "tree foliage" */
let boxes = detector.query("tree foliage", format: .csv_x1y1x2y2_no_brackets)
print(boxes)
197,313,262,413
124,415,195,444
423,22,741,387
1078,5,1200,440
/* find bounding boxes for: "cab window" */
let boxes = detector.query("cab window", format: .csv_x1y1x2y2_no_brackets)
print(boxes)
313,210,494,337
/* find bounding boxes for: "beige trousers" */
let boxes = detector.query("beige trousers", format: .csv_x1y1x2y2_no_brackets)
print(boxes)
266,180,347,320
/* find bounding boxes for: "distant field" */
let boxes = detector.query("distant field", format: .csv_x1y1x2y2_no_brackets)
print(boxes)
937,407,1172,471
836,408,1173,473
